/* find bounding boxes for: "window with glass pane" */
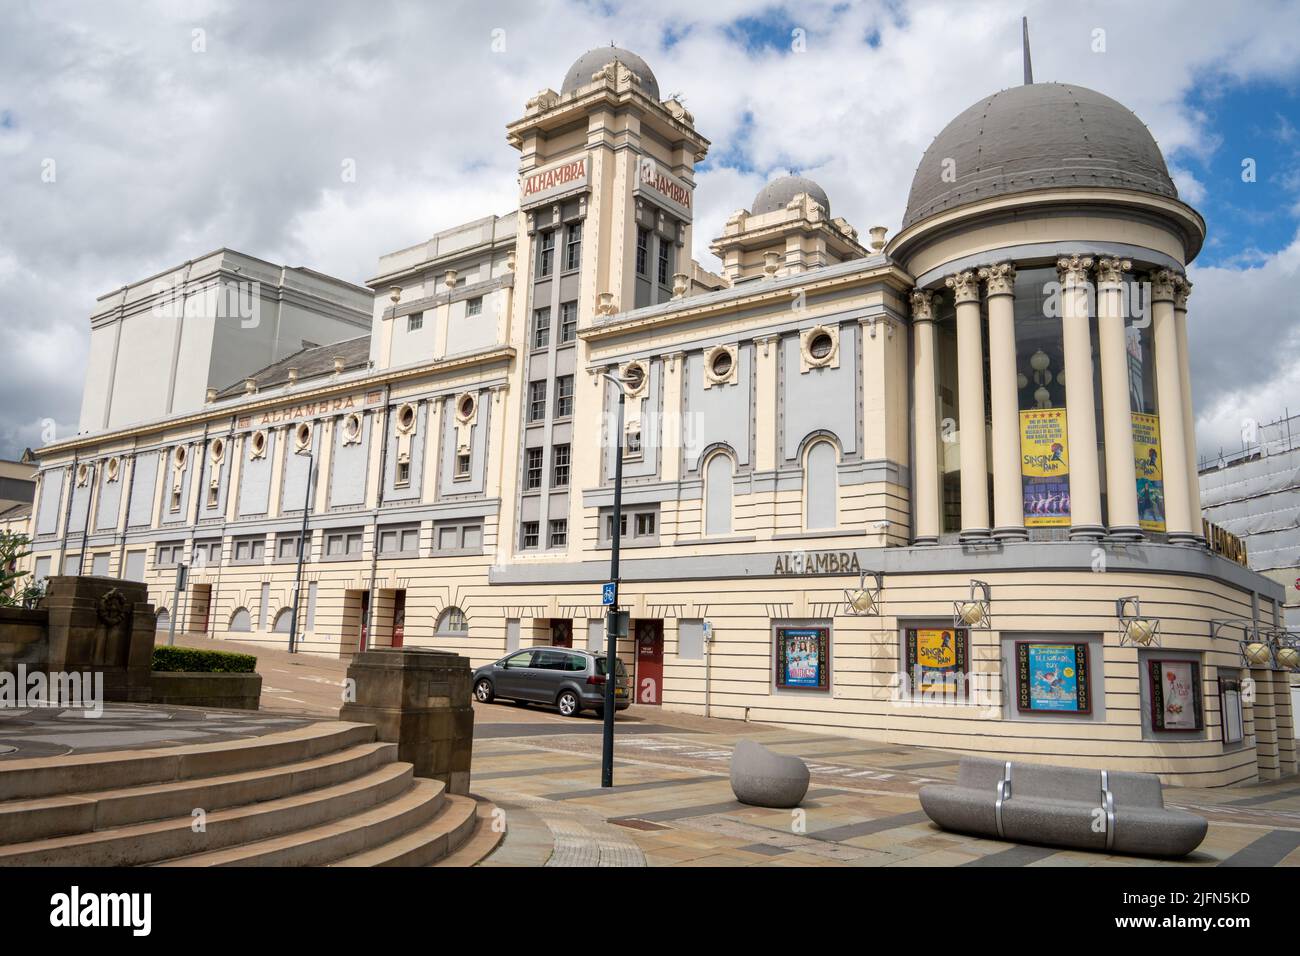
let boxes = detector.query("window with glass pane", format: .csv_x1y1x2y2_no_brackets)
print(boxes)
528,381,547,421
636,229,649,275
407,312,423,332
552,444,570,487
522,521,539,549
565,222,582,271
549,519,567,547
538,231,555,277
555,375,574,417
559,301,577,343
657,238,672,285
526,448,543,489
466,297,483,316
533,308,551,349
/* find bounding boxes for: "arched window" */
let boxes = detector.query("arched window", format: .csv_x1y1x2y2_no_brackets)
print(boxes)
272,608,294,633
805,440,838,530
704,451,734,536
155,608,170,631
229,607,252,632
435,606,468,636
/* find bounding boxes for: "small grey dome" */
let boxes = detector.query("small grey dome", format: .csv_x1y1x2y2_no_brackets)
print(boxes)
903,83,1177,230
752,175,831,217
561,47,659,99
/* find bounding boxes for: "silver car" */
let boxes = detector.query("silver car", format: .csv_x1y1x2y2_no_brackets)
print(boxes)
472,648,632,717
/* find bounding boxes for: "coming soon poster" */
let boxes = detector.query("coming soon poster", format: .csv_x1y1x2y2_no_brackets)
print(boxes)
1016,642,1091,713
1020,408,1070,526
1132,412,1166,532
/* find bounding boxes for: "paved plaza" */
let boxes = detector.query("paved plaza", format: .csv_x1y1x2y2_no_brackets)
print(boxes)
136,635,1300,867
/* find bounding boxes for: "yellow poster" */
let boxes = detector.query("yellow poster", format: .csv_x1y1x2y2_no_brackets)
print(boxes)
1132,412,1166,532
908,628,967,694
1020,408,1070,526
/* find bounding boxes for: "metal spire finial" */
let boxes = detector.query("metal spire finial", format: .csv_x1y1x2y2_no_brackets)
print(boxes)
1022,16,1034,85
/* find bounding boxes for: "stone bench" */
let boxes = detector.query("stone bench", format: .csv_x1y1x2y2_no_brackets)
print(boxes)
730,739,809,808
918,757,1206,858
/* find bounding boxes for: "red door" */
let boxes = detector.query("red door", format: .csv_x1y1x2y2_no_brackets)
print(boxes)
392,590,406,648
636,620,664,705
551,619,572,648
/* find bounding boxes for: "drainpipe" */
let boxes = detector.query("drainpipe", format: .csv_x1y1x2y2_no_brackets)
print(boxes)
183,422,211,635
365,383,392,651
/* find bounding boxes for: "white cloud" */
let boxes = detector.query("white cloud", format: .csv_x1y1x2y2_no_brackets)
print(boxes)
1,0,1299,458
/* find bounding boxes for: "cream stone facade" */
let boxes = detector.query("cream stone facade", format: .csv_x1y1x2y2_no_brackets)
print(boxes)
19,49,1295,787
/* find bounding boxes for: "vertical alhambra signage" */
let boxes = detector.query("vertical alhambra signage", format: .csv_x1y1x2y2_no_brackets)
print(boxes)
1020,408,1070,526
1131,412,1166,532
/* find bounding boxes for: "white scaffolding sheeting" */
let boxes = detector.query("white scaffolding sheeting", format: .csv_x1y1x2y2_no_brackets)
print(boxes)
1200,419,1300,574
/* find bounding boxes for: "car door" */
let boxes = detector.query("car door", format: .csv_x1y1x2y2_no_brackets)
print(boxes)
530,649,569,703
494,651,537,700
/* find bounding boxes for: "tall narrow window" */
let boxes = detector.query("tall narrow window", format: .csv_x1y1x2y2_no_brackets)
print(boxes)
549,519,568,548
635,229,650,276
559,301,578,343
704,452,734,536
657,238,672,285
805,440,838,529
565,221,582,271
528,381,547,422
526,448,544,490
554,375,574,418
521,521,540,549
552,444,570,488
532,307,551,349
538,231,555,278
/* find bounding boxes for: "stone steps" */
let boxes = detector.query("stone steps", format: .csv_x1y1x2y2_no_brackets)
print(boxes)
432,798,506,867
0,720,500,867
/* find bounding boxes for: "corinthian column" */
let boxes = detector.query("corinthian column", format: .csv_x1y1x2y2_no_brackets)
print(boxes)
911,289,940,545
1174,280,1205,543
1150,269,1196,544
979,262,1025,540
1096,257,1142,540
946,270,990,540
1057,255,1104,540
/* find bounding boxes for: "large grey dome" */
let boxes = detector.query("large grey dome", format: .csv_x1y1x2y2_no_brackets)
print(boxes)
752,175,831,216
561,47,659,99
903,83,1177,230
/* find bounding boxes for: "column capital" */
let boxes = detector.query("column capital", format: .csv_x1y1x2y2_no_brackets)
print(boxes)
1173,276,1193,311
1056,254,1094,286
1095,256,1132,288
1149,268,1184,303
909,288,936,321
978,261,1017,297
944,270,981,304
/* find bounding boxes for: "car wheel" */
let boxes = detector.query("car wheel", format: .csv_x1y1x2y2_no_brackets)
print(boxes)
557,690,580,717
473,678,494,703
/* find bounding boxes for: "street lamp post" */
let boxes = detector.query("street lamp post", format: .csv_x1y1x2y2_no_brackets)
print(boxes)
288,449,315,655
601,373,626,788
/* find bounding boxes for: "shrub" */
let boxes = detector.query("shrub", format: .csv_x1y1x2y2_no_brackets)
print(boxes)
152,646,257,674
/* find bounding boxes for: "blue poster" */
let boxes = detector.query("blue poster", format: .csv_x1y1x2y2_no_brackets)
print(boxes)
777,628,827,690
1016,642,1090,713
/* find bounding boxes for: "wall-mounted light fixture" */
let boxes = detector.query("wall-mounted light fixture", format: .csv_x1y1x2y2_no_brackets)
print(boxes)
953,580,991,629
1271,630,1299,671
843,571,884,616
1116,596,1160,647
1211,618,1276,668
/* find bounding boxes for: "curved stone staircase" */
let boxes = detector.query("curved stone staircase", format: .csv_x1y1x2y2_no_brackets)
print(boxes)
0,721,503,866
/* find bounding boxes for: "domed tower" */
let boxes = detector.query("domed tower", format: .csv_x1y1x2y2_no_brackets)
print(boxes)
889,81,1205,548
711,174,871,282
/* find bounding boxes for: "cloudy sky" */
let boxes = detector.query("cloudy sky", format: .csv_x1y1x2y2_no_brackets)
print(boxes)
1,0,1298,462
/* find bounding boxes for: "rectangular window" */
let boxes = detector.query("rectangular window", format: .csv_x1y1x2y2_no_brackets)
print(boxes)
565,221,582,271
528,381,547,422
407,312,424,332
538,230,555,278
624,425,643,457
233,535,266,563
455,452,471,478
465,296,483,317
532,307,551,349
206,484,219,508
521,521,540,549
775,625,831,691
635,512,656,536
91,553,110,577
434,520,483,553
1220,675,1244,744
526,448,543,490
599,506,659,547
635,229,649,276
325,528,364,558
276,534,302,561
192,539,221,569
552,444,570,488
549,519,568,548
559,301,578,343
554,375,574,418
378,524,420,555
657,237,672,285
395,460,411,487
170,488,182,513
905,628,971,702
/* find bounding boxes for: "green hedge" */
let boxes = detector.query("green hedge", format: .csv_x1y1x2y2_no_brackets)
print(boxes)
152,646,257,674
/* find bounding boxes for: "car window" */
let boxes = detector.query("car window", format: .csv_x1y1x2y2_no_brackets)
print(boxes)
595,657,628,677
502,652,535,669
565,654,588,672
534,650,569,670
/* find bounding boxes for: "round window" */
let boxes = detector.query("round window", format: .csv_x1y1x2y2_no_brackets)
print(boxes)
623,363,645,391
710,350,733,379
458,395,476,420
76,463,89,484
809,332,834,360
106,457,120,480
251,431,266,455
296,423,312,447
344,414,362,440
173,446,187,467
398,405,416,431
210,438,225,461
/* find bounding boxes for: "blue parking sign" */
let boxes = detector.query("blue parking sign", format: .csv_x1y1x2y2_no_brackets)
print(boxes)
601,582,616,606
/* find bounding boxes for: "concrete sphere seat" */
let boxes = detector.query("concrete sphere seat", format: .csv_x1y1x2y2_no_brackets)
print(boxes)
730,739,810,808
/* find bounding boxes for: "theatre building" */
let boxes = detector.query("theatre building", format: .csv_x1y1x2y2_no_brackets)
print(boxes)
25,46,1296,786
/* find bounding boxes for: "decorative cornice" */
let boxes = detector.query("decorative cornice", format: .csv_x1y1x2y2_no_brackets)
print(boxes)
977,261,1016,297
